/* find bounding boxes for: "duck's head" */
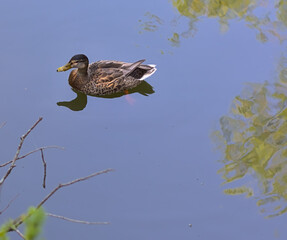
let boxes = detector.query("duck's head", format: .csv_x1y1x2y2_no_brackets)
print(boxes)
57,54,89,72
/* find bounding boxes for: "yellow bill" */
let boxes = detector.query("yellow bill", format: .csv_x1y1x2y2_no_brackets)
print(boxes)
57,63,71,72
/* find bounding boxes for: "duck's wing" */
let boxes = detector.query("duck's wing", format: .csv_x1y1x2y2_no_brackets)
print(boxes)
91,60,145,71
88,60,146,83
89,68,123,84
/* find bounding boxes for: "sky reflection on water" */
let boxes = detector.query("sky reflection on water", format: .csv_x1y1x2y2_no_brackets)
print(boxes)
1,0,287,240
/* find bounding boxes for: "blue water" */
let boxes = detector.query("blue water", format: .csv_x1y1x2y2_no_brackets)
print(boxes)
1,0,287,239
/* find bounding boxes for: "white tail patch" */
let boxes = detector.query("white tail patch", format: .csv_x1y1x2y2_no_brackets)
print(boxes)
139,65,157,80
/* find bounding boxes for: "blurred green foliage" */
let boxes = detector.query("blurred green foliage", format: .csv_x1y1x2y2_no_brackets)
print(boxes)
0,207,45,240
212,52,287,218
24,207,46,240
0,220,13,240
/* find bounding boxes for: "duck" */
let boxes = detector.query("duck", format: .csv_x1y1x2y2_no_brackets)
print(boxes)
57,54,157,96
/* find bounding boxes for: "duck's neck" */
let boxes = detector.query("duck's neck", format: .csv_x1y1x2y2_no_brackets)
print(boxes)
78,67,88,75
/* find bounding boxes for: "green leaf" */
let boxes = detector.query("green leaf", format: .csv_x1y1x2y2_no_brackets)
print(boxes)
24,207,46,240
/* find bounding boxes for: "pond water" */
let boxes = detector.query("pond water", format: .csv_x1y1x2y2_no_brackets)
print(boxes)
1,0,287,239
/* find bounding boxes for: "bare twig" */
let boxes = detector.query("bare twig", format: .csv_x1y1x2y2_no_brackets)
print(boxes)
0,117,43,187
0,146,63,168
41,149,47,188
18,146,64,161
7,168,114,232
46,213,109,225
14,228,25,239
0,194,19,215
37,169,114,208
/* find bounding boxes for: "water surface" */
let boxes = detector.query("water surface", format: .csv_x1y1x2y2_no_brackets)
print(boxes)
1,0,287,239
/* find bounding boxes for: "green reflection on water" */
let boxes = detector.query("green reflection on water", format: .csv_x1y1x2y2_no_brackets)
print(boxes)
139,12,164,33
57,81,155,111
212,53,287,218
140,0,287,47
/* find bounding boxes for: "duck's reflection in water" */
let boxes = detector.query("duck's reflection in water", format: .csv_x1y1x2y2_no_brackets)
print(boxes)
57,80,155,111
57,90,88,111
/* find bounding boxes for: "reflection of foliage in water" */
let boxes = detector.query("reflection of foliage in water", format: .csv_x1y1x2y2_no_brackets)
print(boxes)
139,12,164,32
140,0,287,47
212,54,287,218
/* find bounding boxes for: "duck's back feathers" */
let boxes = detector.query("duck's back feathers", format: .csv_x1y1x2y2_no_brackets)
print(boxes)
125,59,146,76
88,59,157,82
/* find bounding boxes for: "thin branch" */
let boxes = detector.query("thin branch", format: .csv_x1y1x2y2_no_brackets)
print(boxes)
46,213,109,225
37,169,114,208
0,194,19,215
14,228,26,239
18,146,64,160
7,168,113,232
0,146,63,168
41,149,47,189
0,117,43,187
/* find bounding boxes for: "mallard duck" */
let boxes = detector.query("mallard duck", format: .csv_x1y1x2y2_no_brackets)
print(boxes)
57,54,157,96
